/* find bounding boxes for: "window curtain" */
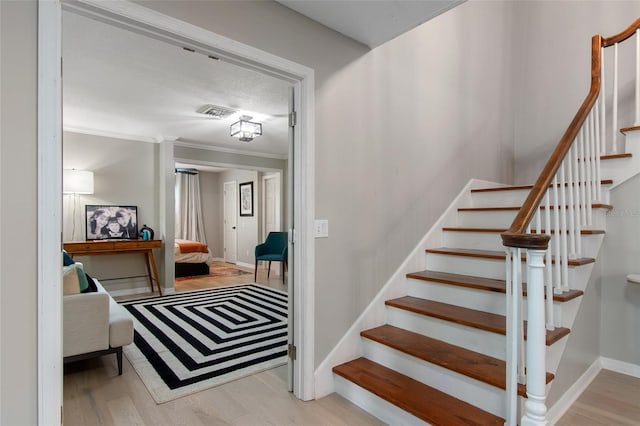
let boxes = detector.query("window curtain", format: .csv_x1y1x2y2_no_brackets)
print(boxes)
175,169,207,244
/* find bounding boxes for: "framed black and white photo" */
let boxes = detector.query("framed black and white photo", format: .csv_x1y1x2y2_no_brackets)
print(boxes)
85,205,138,240
239,182,254,217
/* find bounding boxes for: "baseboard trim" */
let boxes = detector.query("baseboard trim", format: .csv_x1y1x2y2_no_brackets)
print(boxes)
547,358,602,424
601,356,640,378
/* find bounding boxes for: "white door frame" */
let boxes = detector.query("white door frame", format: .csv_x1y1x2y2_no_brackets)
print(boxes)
39,2,316,422
223,180,239,263
262,172,282,240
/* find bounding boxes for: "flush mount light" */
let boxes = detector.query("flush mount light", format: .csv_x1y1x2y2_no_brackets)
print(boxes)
230,115,262,142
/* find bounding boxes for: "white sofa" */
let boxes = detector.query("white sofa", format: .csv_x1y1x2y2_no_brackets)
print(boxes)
63,279,134,375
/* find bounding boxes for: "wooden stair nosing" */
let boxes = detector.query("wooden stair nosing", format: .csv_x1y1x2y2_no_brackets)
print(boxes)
406,269,584,302
333,357,505,426
386,296,571,346
620,125,640,134
459,203,613,212
601,153,632,160
426,247,595,266
471,179,613,193
442,226,605,235
360,324,554,396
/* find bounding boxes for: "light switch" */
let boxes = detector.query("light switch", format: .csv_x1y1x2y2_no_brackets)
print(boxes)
314,219,329,238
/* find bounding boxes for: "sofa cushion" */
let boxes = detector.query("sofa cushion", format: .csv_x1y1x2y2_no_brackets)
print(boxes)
62,265,81,295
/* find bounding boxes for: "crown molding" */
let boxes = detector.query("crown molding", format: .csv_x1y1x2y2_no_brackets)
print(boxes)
63,125,159,143
174,140,288,160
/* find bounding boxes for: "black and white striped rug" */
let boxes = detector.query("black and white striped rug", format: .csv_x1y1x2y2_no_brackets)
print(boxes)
120,284,288,403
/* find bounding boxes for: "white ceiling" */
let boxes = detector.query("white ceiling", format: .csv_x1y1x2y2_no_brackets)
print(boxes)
62,1,464,162
277,0,465,48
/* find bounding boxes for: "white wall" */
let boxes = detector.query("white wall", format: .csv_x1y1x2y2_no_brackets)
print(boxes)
143,0,516,364
198,170,222,257
63,132,163,293
512,1,640,183
220,169,259,265
0,1,38,423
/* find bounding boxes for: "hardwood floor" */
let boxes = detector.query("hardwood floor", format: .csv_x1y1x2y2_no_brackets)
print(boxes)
66,265,639,425
557,370,640,425
66,261,384,425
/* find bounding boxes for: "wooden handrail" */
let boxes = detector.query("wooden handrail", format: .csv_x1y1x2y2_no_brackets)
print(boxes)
501,34,602,250
502,18,640,250
603,17,640,46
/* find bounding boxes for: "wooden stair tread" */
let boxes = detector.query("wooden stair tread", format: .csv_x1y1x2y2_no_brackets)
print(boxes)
406,270,584,302
332,357,505,425
471,180,613,193
426,247,595,266
459,203,613,211
386,297,570,345
361,325,553,395
442,226,605,235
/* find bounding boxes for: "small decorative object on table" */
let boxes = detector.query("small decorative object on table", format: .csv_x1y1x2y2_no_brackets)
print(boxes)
140,224,154,240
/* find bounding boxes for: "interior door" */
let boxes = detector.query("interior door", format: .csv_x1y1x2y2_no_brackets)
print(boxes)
223,181,238,263
263,173,281,241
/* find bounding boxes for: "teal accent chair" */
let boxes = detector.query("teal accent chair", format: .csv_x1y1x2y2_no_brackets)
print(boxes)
254,232,288,283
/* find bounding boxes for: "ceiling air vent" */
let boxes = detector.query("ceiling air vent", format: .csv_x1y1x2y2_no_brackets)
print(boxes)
196,104,238,119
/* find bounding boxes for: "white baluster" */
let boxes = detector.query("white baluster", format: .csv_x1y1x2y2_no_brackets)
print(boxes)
636,29,640,126
578,128,587,226
552,175,561,294
601,47,607,153
559,163,569,293
566,149,577,259
544,190,554,331
589,103,602,200
612,42,619,153
585,120,594,227
505,247,518,426
521,249,549,426
572,143,583,257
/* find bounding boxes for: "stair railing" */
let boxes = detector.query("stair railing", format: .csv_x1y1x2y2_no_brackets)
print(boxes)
501,18,640,426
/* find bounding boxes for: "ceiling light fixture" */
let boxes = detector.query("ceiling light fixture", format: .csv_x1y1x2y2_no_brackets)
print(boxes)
230,115,262,142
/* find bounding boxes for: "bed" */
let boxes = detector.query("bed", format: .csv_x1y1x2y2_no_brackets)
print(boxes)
174,239,213,278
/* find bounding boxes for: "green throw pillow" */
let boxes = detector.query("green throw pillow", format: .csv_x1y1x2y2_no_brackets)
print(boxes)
73,262,90,293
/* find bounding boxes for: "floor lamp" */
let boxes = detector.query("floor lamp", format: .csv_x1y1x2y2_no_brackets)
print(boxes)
63,169,94,240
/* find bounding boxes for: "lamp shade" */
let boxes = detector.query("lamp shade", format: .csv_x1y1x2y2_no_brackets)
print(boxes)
63,169,94,194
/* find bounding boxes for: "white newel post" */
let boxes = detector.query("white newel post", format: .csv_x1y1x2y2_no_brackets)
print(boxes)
521,248,548,426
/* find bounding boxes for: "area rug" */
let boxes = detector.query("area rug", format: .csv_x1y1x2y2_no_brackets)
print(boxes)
120,284,288,403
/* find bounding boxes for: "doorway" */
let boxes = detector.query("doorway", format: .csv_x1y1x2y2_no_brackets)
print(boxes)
223,180,238,263
40,2,316,421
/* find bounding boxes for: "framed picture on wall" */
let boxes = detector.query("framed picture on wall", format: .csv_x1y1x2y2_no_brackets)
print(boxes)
239,181,254,217
85,205,138,240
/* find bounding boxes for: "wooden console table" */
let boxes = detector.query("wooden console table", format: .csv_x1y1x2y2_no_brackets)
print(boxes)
63,239,163,296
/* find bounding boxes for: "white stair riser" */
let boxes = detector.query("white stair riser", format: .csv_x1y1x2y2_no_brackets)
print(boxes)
443,231,603,258
470,190,529,207
386,306,506,360
362,339,506,417
407,278,566,322
425,252,583,282
386,305,567,372
334,375,429,426
457,210,518,228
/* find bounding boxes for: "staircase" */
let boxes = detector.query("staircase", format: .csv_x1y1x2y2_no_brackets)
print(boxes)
329,19,640,425
331,181,605,424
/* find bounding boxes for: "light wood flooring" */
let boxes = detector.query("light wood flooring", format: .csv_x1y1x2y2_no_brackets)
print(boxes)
557,369,640,425
67,264,639,425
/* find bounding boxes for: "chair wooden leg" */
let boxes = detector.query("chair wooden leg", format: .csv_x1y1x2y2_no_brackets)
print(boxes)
268,261,272,278
116,347,123,376
254,260,258,283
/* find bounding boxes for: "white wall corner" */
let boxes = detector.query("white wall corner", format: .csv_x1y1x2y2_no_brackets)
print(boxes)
546,358,602,424
313,178,503,398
